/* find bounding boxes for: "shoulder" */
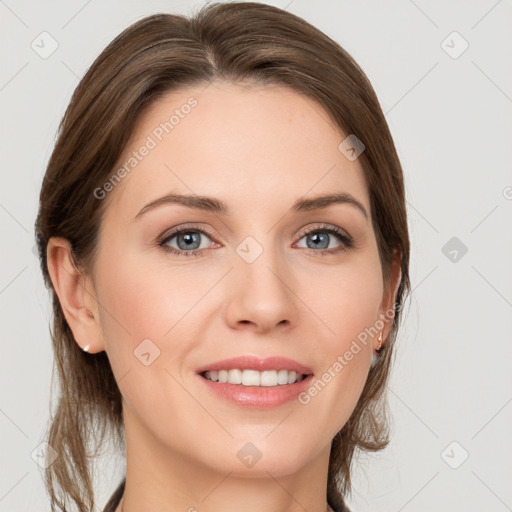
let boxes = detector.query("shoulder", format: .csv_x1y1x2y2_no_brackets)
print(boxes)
101,477,125,512
329,498,353,512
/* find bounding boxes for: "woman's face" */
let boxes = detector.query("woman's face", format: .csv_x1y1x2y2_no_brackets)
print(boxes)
83,81,399,477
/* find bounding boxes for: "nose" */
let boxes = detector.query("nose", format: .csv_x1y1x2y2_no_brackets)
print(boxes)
224,244,299,335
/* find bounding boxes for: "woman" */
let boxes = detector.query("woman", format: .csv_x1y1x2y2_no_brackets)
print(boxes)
34,2,410,511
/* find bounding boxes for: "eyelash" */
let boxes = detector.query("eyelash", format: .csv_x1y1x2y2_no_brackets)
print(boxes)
157,223,354,258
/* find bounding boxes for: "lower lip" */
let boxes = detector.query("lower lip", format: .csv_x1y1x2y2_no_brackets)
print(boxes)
198,373,314,409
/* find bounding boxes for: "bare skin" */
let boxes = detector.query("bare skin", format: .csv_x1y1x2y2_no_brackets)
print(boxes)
47,80,401,512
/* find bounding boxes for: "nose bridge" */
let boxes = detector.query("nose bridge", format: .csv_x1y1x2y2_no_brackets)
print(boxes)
224,232,297,332
237,232,292,302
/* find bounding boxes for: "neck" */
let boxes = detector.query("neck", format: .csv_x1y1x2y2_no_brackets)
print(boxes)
118,497,335,512
117,407,335,512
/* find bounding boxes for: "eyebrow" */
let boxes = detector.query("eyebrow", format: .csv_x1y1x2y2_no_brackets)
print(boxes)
132,191,368,221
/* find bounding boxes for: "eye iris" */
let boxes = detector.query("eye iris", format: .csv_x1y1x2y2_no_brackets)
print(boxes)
177,231,201,250
307,232,329,250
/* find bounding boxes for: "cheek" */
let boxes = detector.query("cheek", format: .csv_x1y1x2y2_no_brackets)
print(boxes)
93,250,208,370
295,253,383,430
307,252,384,347
93,254,210,428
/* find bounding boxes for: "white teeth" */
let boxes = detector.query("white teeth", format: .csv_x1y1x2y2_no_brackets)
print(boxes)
203,369,306,386
260,370,277,387
277,369,289,385
242,369,260,386
228,369,242,384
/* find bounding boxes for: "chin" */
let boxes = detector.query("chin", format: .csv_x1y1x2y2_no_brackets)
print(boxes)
194,436,320,478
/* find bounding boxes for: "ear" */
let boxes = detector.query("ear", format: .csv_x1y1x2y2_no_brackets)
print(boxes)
377,249,402,347
46,237,105,353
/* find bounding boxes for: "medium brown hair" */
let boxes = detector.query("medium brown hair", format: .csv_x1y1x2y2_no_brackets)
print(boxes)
35,2,410,510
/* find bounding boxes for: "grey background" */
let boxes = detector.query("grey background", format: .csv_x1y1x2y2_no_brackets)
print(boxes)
1,1,511,511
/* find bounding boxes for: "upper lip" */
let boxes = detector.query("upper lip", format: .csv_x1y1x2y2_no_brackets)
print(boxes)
196,356,314,375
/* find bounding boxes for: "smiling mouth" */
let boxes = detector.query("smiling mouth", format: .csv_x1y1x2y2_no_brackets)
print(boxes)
200,369,310,386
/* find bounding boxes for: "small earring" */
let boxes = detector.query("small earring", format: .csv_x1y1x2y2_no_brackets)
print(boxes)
370,332,384,368
376,332,383,352
83,344,90,352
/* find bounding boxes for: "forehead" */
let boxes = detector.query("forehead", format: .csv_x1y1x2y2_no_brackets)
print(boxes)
104,80,369,220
